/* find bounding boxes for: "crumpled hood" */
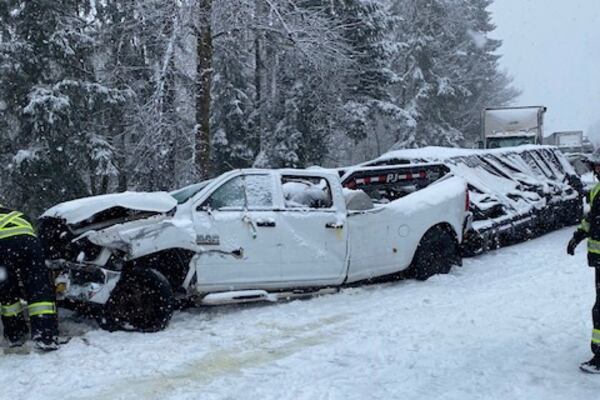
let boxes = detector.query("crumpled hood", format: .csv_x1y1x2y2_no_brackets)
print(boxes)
42,191,178,225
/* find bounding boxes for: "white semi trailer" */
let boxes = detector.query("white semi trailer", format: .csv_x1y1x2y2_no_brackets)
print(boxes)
482,106,547,149
544,130,582,150
544,131,594,155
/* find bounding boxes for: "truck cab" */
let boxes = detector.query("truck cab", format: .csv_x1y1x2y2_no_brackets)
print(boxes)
482,106,547,149
186,169,350,292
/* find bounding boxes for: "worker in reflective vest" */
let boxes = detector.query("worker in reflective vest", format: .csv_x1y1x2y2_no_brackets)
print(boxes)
0,206,59,351
567,150,600,373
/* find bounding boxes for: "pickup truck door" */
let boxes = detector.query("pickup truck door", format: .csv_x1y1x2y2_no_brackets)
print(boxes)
275,173,348,285
192,173,283,290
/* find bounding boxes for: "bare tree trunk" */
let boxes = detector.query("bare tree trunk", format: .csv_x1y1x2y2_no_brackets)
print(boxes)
100,175,109,194
117,132,128,191
253,0,277,163
254,0,267,159
89,164,97,195
195,0,213,179
254,35,263,132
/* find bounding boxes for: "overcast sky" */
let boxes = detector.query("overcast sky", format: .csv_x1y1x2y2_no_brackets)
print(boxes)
489,0,600,141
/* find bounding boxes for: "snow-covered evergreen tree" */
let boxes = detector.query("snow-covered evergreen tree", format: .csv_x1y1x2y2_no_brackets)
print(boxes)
211,0,257,174
0,0,519,212
96,0,196,191
0,0,128,214
455,0,520,145
333,0,409,143
252,0,350,168
386,0,518,149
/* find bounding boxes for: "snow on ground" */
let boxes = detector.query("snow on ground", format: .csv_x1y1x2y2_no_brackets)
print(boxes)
2,228,600,400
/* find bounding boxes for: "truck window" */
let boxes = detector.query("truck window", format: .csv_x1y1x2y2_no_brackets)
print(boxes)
281,176,333,209
205,176,245,210
245,175,273,208
202,174,274,210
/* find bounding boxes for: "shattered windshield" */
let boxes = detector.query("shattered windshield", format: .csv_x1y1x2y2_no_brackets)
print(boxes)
170,180,213,204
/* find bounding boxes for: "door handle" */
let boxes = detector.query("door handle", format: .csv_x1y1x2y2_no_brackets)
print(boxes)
256,220,276,227
325,222,344,229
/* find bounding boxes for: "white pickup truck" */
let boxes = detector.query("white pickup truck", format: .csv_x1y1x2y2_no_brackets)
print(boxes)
40,167,469,331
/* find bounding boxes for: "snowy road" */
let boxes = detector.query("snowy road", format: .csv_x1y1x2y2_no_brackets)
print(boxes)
2,228,600,400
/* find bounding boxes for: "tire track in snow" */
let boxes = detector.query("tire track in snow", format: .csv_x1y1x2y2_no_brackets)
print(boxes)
77,314,351,400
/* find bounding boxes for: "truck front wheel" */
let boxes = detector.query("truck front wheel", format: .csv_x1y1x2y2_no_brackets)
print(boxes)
98,268,175,332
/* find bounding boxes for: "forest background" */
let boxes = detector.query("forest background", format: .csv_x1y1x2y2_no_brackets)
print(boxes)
0,0,517,215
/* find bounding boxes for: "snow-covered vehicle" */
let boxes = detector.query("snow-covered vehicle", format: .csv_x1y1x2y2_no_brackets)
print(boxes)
482,106,547,148
359,145,584,254
39,167,469,332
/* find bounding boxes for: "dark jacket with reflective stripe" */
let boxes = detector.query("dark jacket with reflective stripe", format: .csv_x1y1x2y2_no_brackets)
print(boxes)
575,183,600,267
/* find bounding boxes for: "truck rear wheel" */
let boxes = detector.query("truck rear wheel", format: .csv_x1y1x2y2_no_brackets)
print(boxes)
98,268,175,332
410,227,460,281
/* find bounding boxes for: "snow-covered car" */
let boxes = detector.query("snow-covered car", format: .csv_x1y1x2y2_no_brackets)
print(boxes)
39,168,469,331
359,145,584,254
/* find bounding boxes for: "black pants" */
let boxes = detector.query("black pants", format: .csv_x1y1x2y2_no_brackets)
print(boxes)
0,235,57,342
593,268,600,355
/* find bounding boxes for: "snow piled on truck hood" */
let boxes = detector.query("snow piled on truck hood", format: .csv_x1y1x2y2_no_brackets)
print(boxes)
42,192,177,224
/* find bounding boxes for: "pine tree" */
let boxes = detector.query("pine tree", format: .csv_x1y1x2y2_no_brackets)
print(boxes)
333,0,407,142
454,0,520,145
0,0,521,208
387,0,518,149
96,0,196,191
0,0,128,215
211,41,257,173
252,0,350,168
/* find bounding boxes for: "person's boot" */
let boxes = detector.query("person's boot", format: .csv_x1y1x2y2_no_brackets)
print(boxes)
1,315,29,347
30,314,59,352
580,355,600,374
32,335,58,351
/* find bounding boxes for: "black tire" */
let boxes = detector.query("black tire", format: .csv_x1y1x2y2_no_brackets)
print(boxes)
410,227,460,281
98,268,175,332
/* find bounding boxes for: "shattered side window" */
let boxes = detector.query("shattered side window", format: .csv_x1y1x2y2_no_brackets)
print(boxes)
205,176,245,210
245,175,273,208
281,176,333,209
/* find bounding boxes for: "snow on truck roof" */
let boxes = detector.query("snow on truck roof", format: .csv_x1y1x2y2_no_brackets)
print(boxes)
483,107,545,136
373,145,560,163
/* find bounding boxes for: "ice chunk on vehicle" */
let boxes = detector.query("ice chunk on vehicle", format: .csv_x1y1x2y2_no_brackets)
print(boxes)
42,192,177,225
282,179,332,208
343,188,374,211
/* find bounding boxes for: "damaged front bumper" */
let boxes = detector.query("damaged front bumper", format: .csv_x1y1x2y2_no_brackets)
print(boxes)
49,260,121,305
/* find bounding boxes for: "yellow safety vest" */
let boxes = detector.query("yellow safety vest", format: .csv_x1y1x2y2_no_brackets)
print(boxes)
0,211,36,239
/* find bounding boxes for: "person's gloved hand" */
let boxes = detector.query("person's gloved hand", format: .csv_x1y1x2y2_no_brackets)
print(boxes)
567,238,578,255
567,234,584,256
